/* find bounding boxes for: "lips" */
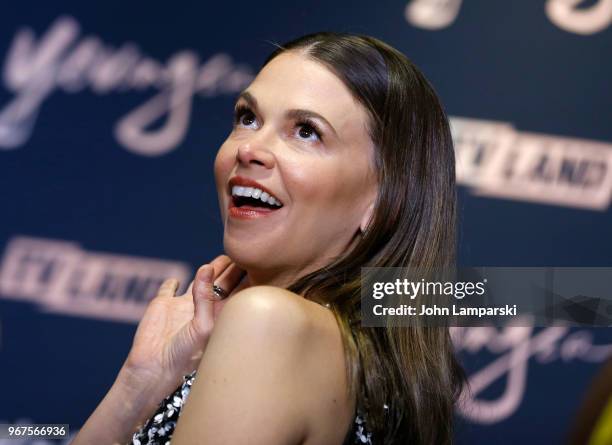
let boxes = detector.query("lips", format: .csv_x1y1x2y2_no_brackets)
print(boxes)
228,196,284,219
227,175,285,220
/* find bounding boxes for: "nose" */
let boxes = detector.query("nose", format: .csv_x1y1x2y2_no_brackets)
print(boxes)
236,142,275,169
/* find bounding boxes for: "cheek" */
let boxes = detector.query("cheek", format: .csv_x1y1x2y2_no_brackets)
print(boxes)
283,157,334,205
213,143,235,220
214,143,233,188
287,161,359,214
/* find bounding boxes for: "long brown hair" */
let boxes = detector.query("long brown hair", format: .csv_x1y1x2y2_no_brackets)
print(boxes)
262,32,466,444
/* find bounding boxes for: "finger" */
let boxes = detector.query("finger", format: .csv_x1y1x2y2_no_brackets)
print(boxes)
183,280,194,299
192,265,217,330
214,263,246,295
177,254,228,299
158,278,179,298
209,255,232,278
193,264,217,302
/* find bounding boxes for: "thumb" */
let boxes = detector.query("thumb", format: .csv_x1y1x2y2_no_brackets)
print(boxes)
192,264,217,330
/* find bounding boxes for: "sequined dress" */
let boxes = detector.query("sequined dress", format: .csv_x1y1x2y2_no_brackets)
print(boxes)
130,370,384,445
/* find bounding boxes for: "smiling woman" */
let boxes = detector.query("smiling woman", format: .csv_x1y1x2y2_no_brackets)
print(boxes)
215,49,379,286
72,31,465,445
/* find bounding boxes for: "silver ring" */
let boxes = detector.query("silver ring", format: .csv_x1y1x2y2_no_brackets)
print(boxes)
212,284,228,299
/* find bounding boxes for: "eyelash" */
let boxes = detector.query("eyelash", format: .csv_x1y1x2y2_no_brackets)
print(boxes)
232,104,323,142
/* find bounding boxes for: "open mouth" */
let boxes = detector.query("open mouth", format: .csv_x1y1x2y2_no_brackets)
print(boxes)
229,182,285,212
227,178,284,218
231,195,283,210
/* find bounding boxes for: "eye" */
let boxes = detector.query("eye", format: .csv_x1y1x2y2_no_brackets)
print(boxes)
296,120,323,142
233,104,257,128
232,104,323,143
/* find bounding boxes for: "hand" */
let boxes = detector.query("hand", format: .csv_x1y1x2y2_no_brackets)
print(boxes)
122,255,246,393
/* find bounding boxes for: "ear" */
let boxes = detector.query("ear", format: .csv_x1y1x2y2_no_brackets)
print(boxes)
359,202,375,233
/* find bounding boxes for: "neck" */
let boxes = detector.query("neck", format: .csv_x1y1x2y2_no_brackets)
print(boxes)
229,229,362,297
244,267,300,289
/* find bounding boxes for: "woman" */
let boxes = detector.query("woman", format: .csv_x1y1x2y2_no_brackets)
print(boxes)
72,32,465,445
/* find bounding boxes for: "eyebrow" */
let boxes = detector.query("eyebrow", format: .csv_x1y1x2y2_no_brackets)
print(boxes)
234,90,339,138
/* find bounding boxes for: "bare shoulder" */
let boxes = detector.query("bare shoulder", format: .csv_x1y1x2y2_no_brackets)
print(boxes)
176,285,355,445
221,285,338,339
219,285,349,374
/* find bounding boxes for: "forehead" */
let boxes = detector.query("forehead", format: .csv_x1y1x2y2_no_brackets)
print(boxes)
247,51,372,142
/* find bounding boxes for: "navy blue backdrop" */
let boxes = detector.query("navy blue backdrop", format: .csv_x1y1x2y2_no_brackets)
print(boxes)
0,1,611,443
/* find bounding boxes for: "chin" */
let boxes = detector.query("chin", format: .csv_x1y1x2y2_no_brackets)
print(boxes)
223,236,269,270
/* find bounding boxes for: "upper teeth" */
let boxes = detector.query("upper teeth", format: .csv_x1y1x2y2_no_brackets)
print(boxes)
232,186,283,206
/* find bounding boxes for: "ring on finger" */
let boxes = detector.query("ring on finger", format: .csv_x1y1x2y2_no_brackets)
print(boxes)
212,284,229,299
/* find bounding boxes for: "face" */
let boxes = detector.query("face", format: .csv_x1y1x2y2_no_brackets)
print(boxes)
214,51,378,287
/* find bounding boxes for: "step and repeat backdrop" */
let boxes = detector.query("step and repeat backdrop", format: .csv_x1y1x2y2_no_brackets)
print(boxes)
0,1,611,443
